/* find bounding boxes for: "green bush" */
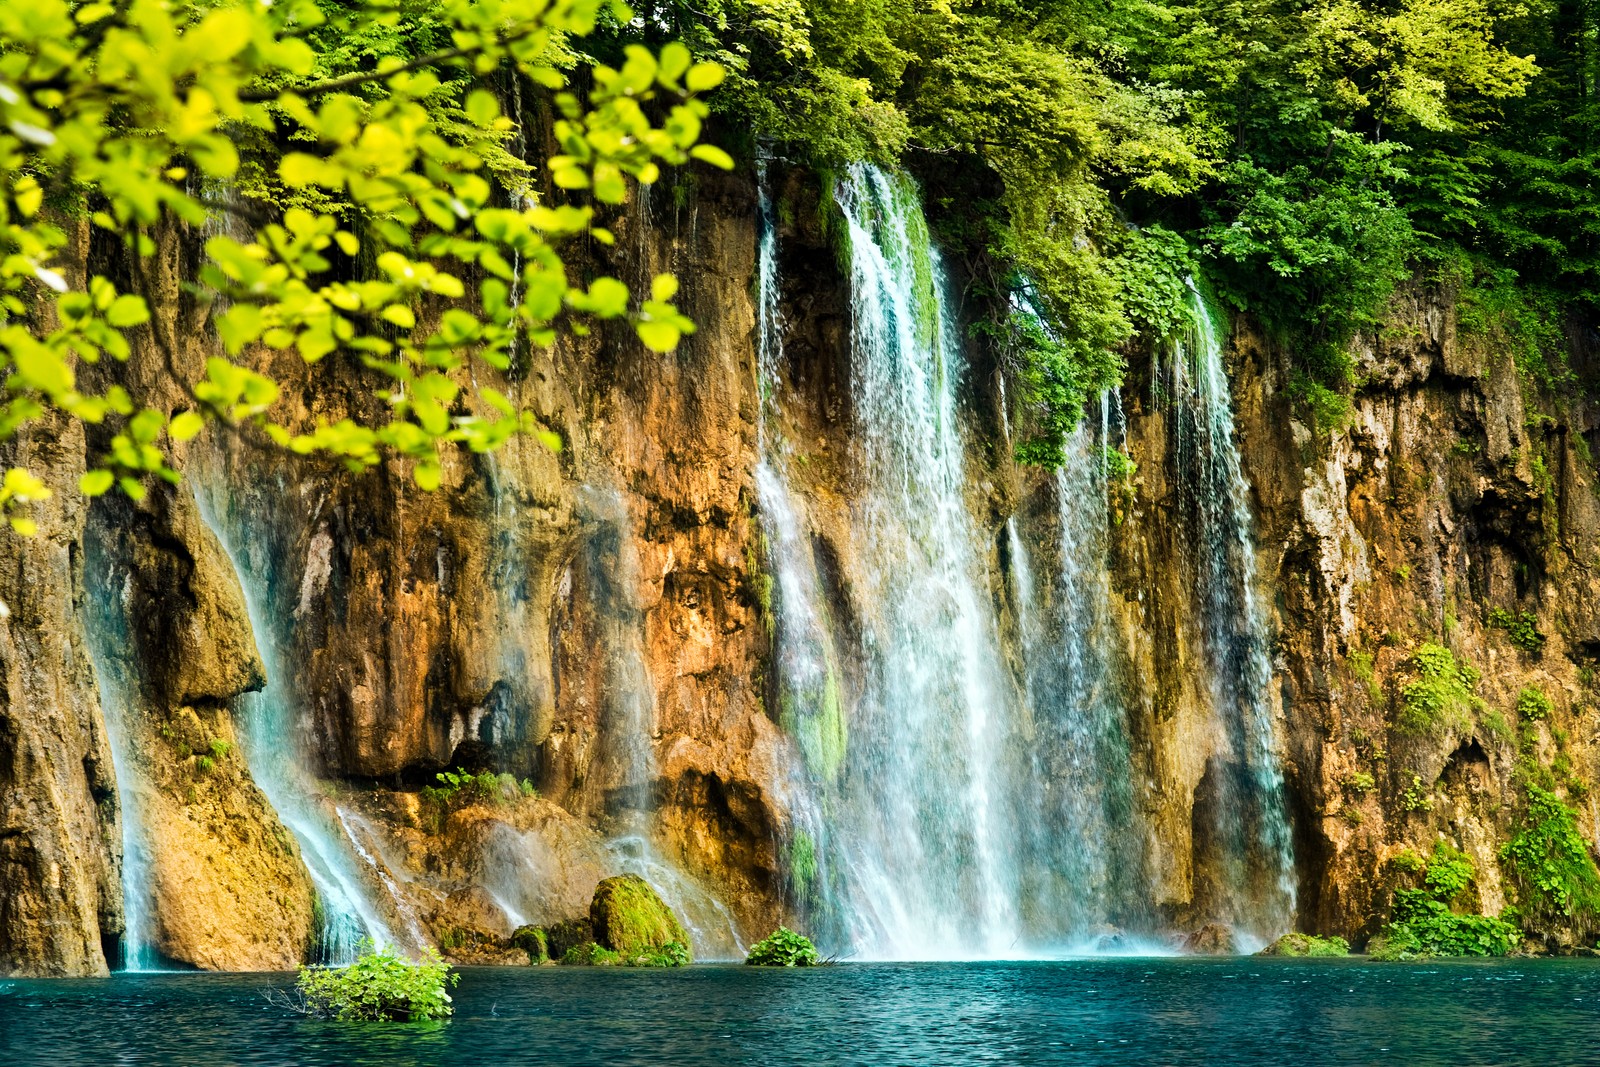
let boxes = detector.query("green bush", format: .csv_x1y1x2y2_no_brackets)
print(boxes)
1489,609,1545,653
1388,848,1425,874
633,941,691,968
1259,932,1350,957
1398,644,1480,734
746,927,822,967
292,943,458,1021
1500,784,1600,921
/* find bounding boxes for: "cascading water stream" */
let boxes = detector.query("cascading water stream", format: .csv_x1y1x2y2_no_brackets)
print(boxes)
763,164,1021,958
755,166,1295,957
80,559,158,971
1167,281,1296,940
1020,421,1151,944
192,483,397,962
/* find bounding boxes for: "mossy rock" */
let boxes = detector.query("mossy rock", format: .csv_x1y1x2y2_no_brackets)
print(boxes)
561,941,621,966
589,874,692,963
510,925,549,964
1257,932,1350,957
543,917,595,961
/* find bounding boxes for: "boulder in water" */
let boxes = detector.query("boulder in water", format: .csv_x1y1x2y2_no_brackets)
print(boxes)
589,874,692,964
511,925,549,964
543,916,595,960
1257,932,1350,957
1182,923,1239,955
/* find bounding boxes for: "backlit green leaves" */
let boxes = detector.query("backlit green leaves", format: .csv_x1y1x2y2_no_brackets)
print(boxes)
0,467,50,534
0,0,728,518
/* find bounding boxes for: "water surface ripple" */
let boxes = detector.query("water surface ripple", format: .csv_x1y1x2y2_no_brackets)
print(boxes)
4,958,1597,1066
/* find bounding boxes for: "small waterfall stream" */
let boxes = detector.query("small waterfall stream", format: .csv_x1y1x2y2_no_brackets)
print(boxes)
193,483,397,962
1166,282,1297,940
80,555,157,971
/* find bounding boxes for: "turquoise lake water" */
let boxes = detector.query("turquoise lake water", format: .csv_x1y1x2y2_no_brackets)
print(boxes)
3,957,1598,1065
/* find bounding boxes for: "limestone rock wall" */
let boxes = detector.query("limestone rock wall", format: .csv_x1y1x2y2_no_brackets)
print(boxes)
1217,290,1600,947
7,158,1600,974
0,414,120,977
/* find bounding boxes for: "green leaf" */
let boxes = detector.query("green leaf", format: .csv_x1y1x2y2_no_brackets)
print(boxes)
690,145,735,171
217,305,264,355
685,62,725,92
413,461,441,491
381,304,416,329
465,89,500,127
80,469,115,496
637,319,681,352
105,295,150,328
168,411,206,441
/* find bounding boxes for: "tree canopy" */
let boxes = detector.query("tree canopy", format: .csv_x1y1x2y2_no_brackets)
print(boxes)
0,0,1594,516
621,0,1592,454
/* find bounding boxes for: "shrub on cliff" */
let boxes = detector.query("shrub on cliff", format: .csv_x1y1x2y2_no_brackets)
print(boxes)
746,927,822,967
1397,644,1481,735
1500,784,1600,925
1369,843,1519,960
287,943,458,1021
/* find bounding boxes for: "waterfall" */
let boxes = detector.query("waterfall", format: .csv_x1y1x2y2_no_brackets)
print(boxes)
776,163,1022,958
752,164,1295,957
1168,281,1296,941
750,158,859,946
80,556,157,971
193,484,397,963
1014,422,1152,944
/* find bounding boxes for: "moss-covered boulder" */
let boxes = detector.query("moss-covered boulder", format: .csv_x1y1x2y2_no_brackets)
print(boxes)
1257,933,1350,957
589,874,692,963
543,917,594,961
511,925,549,964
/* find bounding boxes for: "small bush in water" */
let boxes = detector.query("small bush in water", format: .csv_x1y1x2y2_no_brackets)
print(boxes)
746,927,821,967
292,942,458,1021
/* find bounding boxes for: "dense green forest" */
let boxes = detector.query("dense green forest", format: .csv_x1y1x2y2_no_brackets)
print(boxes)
608,0,1597,457
0,0,1595,512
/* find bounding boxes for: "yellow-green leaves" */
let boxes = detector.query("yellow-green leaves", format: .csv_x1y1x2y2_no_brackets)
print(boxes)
0,467,51,534
0,0,730,529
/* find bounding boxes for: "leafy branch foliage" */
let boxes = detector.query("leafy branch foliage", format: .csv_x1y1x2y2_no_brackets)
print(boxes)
0,0,732,530
745,926,821,966
289,941,458,1021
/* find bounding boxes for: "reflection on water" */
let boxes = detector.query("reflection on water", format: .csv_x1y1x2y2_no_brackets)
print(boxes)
4,958,1599,1066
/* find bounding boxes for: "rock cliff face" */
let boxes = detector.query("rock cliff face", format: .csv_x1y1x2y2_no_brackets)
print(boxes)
1228,293,1600,948
0,411,120,977
3,164,1598,975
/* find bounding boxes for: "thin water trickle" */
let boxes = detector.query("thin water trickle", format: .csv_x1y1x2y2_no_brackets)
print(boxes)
192,483,397,962
80,557,157,971
1167,281,1297,938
